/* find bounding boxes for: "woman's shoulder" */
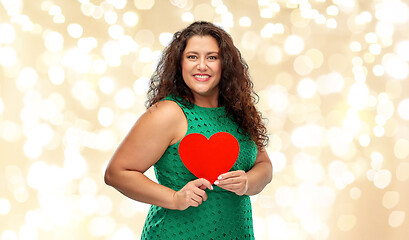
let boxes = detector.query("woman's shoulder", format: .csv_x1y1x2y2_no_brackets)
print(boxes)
141,99,187,144
142,94,190,126
130,100,184,139
142,98,185,128
147,99,183,118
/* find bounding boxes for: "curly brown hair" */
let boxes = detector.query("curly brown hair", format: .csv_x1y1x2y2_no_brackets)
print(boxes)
146,21,268,149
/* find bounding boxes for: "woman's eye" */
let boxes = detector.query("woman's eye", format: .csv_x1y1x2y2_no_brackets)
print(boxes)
187,55,197,59
209,56,217,60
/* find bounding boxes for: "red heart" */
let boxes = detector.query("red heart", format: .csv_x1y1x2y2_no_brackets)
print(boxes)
178,132,240,184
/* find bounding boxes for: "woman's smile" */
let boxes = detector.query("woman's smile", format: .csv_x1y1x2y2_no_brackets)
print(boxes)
193,74,211,81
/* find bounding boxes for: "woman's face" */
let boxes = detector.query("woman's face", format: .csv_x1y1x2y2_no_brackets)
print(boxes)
181,35,222,100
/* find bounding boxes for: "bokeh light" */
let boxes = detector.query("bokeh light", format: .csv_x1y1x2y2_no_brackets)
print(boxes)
1,0,409,240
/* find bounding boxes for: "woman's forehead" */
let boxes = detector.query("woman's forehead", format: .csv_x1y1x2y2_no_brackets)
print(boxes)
184,35,219,52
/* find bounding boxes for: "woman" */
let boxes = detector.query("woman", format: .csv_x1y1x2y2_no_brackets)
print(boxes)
105,21,272,239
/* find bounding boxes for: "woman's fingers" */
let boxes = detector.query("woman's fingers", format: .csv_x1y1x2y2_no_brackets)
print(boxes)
215,170,248,196
193,178,213,190
191,190,205,204
218,170,244,180
216,177,240,185
191,179,209,202
174,178,212,210
187,188,206,204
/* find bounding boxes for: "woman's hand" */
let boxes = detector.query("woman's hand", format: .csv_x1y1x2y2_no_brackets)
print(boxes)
216,150,272,196
214,170,248,196
173,178,213,210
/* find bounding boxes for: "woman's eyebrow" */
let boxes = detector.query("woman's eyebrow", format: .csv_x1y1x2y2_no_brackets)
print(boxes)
184,51,219,55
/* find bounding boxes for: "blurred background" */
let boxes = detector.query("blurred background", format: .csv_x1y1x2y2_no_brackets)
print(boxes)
1,0,409,239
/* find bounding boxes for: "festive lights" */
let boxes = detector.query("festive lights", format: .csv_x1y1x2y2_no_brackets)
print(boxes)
0,0,408,239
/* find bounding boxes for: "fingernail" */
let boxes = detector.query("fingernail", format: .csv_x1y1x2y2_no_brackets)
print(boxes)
218,176,222,180
210,185,213,190
214,180,219,185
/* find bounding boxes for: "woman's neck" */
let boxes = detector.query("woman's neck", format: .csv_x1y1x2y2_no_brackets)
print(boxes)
192,94,219,108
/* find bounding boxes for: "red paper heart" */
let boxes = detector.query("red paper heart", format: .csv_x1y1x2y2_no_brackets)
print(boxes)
178,132,239,184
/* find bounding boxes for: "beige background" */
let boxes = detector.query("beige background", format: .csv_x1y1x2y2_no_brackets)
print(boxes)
0,0,409,239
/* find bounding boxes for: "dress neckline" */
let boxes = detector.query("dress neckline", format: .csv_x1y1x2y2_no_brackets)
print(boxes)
192,102,225,110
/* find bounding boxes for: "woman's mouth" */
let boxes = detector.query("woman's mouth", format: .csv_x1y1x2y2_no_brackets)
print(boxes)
194,74,211,81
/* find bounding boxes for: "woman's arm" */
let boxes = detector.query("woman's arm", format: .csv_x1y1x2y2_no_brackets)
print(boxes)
104,101,212,210
215,149,272,196
244,150,272,195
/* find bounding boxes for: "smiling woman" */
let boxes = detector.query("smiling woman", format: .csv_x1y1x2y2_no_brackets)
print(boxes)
104,21,272,240
181,35,222,106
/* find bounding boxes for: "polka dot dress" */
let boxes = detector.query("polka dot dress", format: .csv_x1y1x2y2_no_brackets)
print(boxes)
141,95,257,240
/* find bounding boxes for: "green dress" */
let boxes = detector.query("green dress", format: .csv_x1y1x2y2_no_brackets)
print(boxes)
141,95,258,240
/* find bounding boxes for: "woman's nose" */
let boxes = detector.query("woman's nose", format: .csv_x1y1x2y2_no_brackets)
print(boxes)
197,58,207,71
